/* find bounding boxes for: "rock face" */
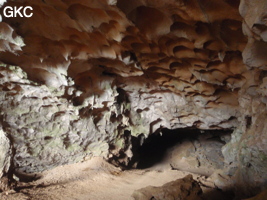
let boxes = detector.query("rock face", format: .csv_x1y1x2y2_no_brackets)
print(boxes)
0,0,266,198
220,0,267,197
0,129,10,178
132,174,202,200
169,131,227,176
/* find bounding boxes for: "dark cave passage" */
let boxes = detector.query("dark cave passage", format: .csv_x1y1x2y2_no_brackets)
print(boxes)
134,128,232,170
135,129,199,169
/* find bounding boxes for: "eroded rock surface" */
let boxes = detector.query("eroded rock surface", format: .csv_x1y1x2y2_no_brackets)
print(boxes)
132,174,202,200
169,131,227,176
0,129,10,179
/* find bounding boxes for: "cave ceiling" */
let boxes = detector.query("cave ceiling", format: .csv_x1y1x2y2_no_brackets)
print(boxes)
0,0,248,130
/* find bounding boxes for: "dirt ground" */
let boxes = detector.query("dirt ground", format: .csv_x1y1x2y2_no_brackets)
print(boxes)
0,157,234,200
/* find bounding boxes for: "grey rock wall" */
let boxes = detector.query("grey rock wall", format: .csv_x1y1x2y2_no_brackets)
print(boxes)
0,128,10,178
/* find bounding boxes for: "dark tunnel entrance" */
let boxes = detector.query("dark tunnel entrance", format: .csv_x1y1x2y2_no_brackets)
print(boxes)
135,129,199,169
132,128,233,171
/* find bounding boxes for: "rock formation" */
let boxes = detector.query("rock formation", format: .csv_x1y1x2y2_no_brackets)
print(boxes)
132,174,202,200
0,0,266,198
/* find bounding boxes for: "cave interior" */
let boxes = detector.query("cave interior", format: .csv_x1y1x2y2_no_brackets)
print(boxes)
0,0,267,199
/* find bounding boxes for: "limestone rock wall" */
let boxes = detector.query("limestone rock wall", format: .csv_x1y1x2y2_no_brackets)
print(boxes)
0,0,265,196
0,128,10,178
221,0,267,197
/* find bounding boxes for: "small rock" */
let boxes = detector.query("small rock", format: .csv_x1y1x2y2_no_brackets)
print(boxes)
132,174,202,200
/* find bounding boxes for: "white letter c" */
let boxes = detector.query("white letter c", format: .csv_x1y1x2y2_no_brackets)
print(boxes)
23,6,33,18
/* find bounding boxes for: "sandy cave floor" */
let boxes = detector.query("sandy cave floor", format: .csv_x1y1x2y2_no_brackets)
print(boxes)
0,157,234,200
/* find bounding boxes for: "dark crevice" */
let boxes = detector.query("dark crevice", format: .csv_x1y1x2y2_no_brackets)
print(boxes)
245,115,252,129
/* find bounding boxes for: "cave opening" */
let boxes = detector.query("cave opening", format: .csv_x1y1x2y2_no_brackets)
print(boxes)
135,128,200,169
132,128,233,174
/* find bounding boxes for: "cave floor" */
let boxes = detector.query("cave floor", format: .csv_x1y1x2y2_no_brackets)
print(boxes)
0,157,233,200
